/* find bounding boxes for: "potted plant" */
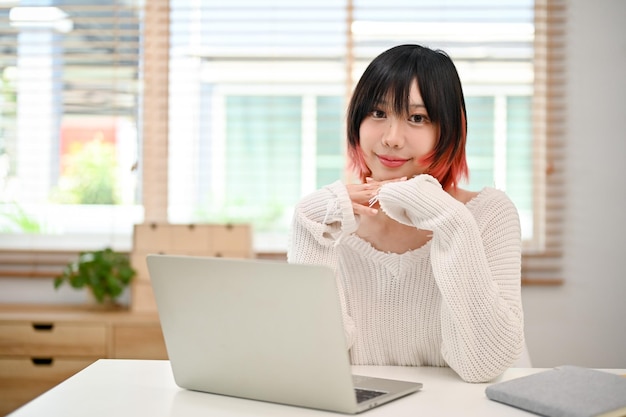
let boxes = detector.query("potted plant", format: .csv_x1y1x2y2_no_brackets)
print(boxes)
54,247,136,307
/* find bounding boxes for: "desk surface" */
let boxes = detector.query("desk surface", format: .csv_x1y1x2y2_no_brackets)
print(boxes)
7,360,626,417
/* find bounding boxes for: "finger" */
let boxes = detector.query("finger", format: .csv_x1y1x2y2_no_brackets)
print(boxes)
382,176,407,184
347,184,380,205
364,176,407,187
353,202,378,216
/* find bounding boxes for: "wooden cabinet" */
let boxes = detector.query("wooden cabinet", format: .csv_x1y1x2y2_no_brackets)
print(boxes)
112,322,167,359
0,305,167,416
0,321,108,356
0,357,94,416
130,223,253,312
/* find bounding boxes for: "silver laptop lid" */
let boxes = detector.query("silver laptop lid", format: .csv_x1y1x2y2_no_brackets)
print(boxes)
147,254,360,413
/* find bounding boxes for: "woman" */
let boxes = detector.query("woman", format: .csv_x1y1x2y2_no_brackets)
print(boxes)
288,44,524,383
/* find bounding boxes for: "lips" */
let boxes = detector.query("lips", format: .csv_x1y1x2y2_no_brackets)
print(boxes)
377,155,409,168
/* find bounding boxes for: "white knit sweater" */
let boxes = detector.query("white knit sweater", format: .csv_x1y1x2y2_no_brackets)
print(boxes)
287,174,524,383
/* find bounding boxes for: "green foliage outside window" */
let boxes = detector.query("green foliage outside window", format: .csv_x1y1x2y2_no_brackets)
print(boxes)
51,138,121,205
0,203,46,233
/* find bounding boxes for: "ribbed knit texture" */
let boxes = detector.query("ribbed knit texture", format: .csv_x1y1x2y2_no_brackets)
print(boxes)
287,174,524,383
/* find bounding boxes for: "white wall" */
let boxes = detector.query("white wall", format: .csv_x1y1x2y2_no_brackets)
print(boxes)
522,0,626,368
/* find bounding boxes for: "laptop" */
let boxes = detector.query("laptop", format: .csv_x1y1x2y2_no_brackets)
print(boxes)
147,254,422,414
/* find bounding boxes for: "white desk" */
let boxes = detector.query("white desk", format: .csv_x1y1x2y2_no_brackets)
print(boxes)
7,360,625,417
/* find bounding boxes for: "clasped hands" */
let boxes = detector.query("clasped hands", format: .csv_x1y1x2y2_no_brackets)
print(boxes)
347,176,407,217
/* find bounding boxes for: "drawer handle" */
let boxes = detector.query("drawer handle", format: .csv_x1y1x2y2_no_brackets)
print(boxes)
31,358,54,366
32,323,54,331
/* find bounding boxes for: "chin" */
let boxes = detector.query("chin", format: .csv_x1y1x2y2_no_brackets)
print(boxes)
372,172,407,181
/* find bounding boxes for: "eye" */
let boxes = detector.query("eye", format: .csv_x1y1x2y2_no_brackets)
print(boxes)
370,109,386,119
408,114,429,124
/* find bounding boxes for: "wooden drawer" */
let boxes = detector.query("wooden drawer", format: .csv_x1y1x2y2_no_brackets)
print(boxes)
209,225,252,254
0,357,96,416
0,322,107,357
131,280,158,313
112,323,167,359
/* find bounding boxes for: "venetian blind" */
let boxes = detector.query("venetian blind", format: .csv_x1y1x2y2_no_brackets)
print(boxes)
141,0,566,284
0,1,141,238
143,1,169,223
521,0,567,285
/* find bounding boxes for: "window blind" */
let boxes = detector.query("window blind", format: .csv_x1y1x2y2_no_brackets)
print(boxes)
0,1,142,240
0,0,566,285
142,1,169,223
142,0,566,284
521,0,566,285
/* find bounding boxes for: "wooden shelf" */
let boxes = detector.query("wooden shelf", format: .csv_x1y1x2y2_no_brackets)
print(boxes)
0,304,167,416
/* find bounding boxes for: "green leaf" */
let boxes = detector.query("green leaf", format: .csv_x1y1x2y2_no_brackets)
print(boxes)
52,248,136,304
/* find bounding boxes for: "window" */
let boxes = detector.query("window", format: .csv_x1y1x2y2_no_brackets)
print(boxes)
0,1,142,248
1,1,567,284
162,0,540,250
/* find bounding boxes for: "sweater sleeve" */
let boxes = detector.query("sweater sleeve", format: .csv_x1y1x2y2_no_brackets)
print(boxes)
287,180,357,348
377,174,524,383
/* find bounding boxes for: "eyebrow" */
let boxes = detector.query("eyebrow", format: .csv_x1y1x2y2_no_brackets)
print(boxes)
373,100,428,116
375,100,426,109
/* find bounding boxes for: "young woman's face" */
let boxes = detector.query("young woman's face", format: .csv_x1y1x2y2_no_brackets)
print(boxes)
358,80,438,181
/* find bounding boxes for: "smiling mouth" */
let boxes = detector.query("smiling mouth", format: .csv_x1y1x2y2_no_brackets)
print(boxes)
378,155,409,168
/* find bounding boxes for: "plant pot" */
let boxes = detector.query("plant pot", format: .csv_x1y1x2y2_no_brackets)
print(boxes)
86,291,124,311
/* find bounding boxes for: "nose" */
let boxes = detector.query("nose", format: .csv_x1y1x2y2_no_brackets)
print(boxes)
381,118,404,148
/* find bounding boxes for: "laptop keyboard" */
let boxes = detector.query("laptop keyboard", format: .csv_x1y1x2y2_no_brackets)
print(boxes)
354,388,387,403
